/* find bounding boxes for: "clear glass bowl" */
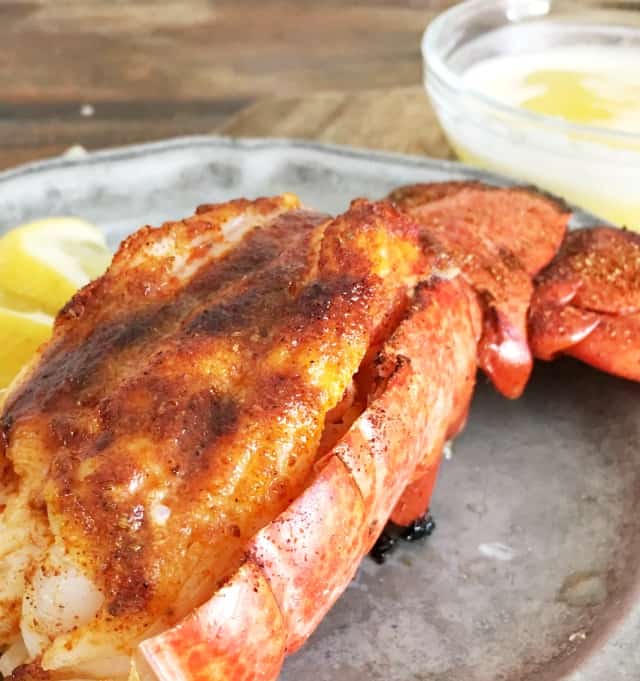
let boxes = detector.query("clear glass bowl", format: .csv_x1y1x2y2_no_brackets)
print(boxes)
422,0,640,229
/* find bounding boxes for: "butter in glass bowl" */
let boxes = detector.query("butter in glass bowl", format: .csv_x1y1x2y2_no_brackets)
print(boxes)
422,0,640,230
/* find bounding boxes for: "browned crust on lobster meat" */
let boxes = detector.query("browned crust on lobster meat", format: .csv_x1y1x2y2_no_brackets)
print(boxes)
1,195,436,671
388,182,570,398
530,226,640,381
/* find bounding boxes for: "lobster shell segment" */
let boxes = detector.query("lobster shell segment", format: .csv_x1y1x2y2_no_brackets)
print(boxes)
139,562,286,681
388,182,569,398
248,455,365,653
336,276,479,542
530,226,640,381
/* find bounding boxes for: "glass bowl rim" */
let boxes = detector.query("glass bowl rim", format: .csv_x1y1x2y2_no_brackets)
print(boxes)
421,0,640,143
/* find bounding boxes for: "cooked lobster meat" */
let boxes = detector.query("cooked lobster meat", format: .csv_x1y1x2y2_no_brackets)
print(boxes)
0,194,479,680
529,226,640,381
388,182,569,398
0,180,634,681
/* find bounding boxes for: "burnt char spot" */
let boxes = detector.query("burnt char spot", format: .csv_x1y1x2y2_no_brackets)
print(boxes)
188,299,249,335
1,413,13,451
50,453,80,498
298,282,335,321
186,232,280,297
498,246,524,271
3,305,169,423
182,390,239,469
256,371,312,415
187,282,280,337
111,311,160,350
106,563,152,617
191,390,238,439
48,418,89,450
97,375,177,437
296,276,369,323
8,662,51,680
94,430,115,452
95,379,239,455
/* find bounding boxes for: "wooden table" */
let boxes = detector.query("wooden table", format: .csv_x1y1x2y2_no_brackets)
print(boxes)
0,0,456,171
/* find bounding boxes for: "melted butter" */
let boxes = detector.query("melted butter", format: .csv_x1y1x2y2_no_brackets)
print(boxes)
465,47,640,134
520,69,640,128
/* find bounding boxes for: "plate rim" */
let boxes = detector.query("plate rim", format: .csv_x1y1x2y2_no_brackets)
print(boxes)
0,134,541,189
0,135,605,230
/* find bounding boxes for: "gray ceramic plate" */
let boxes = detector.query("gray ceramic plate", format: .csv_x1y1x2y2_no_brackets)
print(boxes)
0,137,638,681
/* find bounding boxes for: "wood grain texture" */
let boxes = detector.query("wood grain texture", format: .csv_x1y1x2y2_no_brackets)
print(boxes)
0,0,455,169
219,86,453,158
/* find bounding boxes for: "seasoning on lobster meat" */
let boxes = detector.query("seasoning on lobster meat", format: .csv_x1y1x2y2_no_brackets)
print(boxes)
529,226,640,381
388,181,570,398
0,194,480,680
1,180,619,681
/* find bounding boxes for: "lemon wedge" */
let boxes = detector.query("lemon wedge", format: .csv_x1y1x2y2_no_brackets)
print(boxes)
0,301,53,388
0,217,111,390
0,217,112,315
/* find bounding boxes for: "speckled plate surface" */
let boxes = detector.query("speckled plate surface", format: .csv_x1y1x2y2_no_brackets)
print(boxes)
1,137,638,681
